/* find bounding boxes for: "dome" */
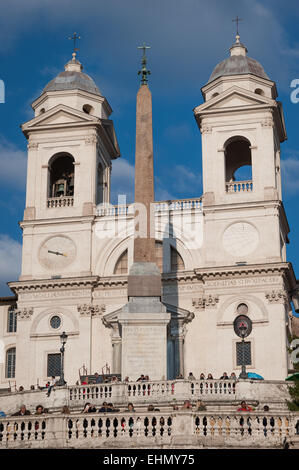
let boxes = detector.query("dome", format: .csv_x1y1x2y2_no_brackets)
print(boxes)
208,36,269,84
42,54,102,96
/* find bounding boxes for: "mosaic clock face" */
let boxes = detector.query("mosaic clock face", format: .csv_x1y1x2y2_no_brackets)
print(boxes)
222,222,259,257
39,236,76,270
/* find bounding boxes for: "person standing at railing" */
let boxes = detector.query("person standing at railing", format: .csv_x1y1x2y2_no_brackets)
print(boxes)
237,401,252,412
94,373,102,384
199,373,205,379
12,405,31,416
188,372,196,380
82,402,97,413
220,372,229,380
46,376,57,397
230,372,237,380
207,373,213,379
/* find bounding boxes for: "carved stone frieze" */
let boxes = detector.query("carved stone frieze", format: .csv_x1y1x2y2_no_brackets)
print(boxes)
77,304,106,316
192,294,219,310
265,290,288,304
16,307,33,320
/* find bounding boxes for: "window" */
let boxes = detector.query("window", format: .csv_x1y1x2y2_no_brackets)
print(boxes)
224,137,252,187
83,104,93,114
97,163,105,204
113,244,185,274
237,303,248,315
49,153,75,198
47,353,61,377
7,306,17,333
170,246,185,271
114,249,128,275
254,88,264,96
5,348,16,378
236,341,252,366
50,315,61,329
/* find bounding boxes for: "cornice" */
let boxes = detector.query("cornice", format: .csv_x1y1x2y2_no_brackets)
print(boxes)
8,276,98,293
195,262,296,289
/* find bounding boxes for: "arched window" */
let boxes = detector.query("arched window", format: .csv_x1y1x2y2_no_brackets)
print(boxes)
114,249,128,275
171,246,185,271
212,92,219,98
113,243,185,274
225,137,252,192
254,88,264,96
39,108,45,114
49,153,75,198
83,104,94,114
5,347,16,378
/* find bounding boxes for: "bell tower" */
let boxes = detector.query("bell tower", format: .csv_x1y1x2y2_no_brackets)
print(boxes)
194,34,288,268
19,52,120,280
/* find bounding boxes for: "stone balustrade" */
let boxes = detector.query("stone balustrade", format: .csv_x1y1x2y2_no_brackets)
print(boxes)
68,379,237,405
97,197,203,217
0,411,297,448
226,180,253,193
47,196,74,208
0,380,291,416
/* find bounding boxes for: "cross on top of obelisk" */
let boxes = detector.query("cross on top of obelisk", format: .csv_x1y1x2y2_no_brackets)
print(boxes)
68,32,81,58
232,16,243,36
137,42,151,85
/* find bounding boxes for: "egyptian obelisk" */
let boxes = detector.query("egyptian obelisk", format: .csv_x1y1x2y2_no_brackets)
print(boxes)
118,44,170,381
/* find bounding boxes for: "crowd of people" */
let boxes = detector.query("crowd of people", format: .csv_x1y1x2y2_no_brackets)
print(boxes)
0,398,262,418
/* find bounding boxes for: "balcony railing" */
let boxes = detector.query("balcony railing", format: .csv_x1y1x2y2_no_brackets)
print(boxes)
226,180,253,193
47,196,74,208
0,411,296,448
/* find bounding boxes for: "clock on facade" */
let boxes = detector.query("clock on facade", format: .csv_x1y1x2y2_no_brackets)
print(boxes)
222,222,259,257
39,236,76,270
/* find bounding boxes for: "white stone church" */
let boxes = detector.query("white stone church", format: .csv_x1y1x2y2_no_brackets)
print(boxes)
1,34,298,390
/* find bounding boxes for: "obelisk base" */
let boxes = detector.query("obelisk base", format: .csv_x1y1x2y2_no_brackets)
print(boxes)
118,297,170,381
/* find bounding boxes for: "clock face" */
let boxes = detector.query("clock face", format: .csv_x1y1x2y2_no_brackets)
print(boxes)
39,236,76,270
222,222,259,257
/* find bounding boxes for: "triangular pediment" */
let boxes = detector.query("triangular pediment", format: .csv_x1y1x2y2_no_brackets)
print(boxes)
194,86,274,114
22,104,97,130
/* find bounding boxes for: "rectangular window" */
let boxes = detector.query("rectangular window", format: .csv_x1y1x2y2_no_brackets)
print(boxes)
236,341,252,366
47,353,61,377
7,307,17,333
5,348,16,378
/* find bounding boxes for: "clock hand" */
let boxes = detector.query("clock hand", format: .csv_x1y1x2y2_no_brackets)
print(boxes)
48,250,68,257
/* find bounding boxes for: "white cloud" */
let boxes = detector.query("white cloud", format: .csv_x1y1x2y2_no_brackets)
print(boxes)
281,156,299,194
0,137,27,189
0,235,21,296
111,158,135,204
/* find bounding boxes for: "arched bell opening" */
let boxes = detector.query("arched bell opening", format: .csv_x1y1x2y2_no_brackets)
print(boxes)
48,153,75,198
224,137,253,193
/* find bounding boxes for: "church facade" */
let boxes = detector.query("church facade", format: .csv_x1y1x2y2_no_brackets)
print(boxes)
0,36,298,389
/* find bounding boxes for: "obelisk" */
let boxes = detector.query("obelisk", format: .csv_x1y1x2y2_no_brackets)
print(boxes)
118,44,170,381
127,43,161,297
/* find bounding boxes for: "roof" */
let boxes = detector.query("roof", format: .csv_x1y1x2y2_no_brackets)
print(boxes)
43,70,102,96
208,37,269,84
208,55,269,84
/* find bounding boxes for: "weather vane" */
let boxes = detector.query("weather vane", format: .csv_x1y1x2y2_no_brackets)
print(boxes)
137,42,151,85
68,32,81,56
232,16,243,36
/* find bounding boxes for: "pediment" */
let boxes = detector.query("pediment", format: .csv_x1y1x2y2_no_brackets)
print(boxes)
23,104,97,130
194,86,274,114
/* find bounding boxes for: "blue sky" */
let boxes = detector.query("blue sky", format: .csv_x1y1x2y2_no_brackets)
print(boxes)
0,0,299,297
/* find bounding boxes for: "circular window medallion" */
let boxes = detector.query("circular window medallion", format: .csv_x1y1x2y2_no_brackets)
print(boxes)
222,222,259,257
237,303,248,315
50,315,61,329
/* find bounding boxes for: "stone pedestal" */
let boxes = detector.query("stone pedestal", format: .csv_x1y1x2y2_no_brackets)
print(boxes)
118,297,170,381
